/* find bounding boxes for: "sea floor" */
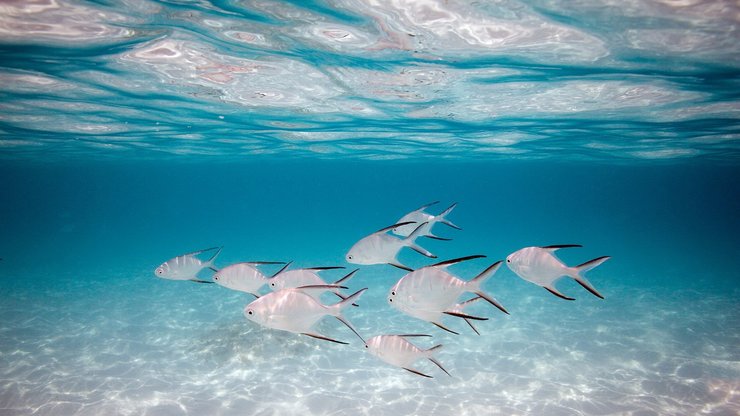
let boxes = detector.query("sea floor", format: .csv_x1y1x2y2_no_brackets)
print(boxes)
1,264,738,416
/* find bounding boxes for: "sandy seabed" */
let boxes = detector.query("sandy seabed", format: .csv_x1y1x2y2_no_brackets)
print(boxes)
1,266,738,416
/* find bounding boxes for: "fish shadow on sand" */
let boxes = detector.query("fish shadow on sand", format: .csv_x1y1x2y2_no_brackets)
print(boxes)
190,319,355,367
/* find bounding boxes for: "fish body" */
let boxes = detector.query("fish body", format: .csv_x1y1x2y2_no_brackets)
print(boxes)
388,256,508,321
154,247,221,282
392,296,487,335
213,262,274,296
365,334,450,378
346,222,434,271
244,286,366,344
392,202,460,239
269,267,357,301
506,245,609,300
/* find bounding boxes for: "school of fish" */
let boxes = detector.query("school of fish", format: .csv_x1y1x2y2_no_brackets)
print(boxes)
154,201,610,378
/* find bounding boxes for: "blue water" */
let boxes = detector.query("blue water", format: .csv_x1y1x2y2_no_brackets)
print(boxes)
1,1,740,415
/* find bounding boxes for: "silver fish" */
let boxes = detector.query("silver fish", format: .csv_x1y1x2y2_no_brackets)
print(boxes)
154,247,221,284
392,201,460,240
346,221,435,271
213,261,284,297
269,265,358,303
364,334,450,378
391,296,488,336
244,285,367,344
506,245,609,300
388,255,508,334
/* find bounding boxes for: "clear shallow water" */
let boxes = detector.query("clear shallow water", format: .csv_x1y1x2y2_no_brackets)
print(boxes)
1,161,739,416
1,1,740,416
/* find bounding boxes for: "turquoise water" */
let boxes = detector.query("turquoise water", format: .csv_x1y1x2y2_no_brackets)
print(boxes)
1,1,740,416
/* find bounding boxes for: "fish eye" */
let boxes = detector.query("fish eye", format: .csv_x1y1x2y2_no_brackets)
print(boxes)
388,298,393,302
156,269,163,275
506,259,511,263
247,310,253,315
348,255,353,260
391,291,395,296
364,344,368,348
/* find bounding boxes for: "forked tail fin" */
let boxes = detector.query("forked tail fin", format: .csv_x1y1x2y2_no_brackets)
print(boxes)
467,261,508,315
437,202,461,230
330,288,367,343
206,246,223,272
404,222,436,258
425,344,451,377
567,256,610,299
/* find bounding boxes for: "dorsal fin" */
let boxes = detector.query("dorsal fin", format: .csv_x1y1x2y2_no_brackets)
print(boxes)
295,284,347,291
541,244,582,251
412,201,439,212
374,221,416,234
182,246,220,257
305,266,346,271
271,261,292,277
429,255,486,268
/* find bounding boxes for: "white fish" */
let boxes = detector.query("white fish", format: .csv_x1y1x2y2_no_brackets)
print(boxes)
392,201,461,240
364,334,450,378
392,296,488,336
269,265,358,303
212,261,284,297
506,245,609,300
388,255,508,334
346,221,435,271
154,247,222,283
244,285,367,344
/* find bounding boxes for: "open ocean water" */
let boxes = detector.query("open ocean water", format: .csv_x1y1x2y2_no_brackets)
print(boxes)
1,1,739,415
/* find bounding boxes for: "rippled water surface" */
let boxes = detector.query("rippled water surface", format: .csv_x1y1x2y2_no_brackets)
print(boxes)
1,1,739,416
0,0,739,161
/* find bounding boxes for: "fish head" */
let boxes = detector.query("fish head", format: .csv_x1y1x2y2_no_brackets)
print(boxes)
268,276,283,291
364,336,383,357
387,284,401,307
505,249,526,274
243,301,267,326
154,263,171,279
345,241,369,264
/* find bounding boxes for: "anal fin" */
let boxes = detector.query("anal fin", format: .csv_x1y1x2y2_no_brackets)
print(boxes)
403,367,432,378
389,262,413,272
444,311,488,321
429,358,452,377
190,279,214,284
432,322,459,335
302,333,348,345
464,318,480,335
545,286,575,301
